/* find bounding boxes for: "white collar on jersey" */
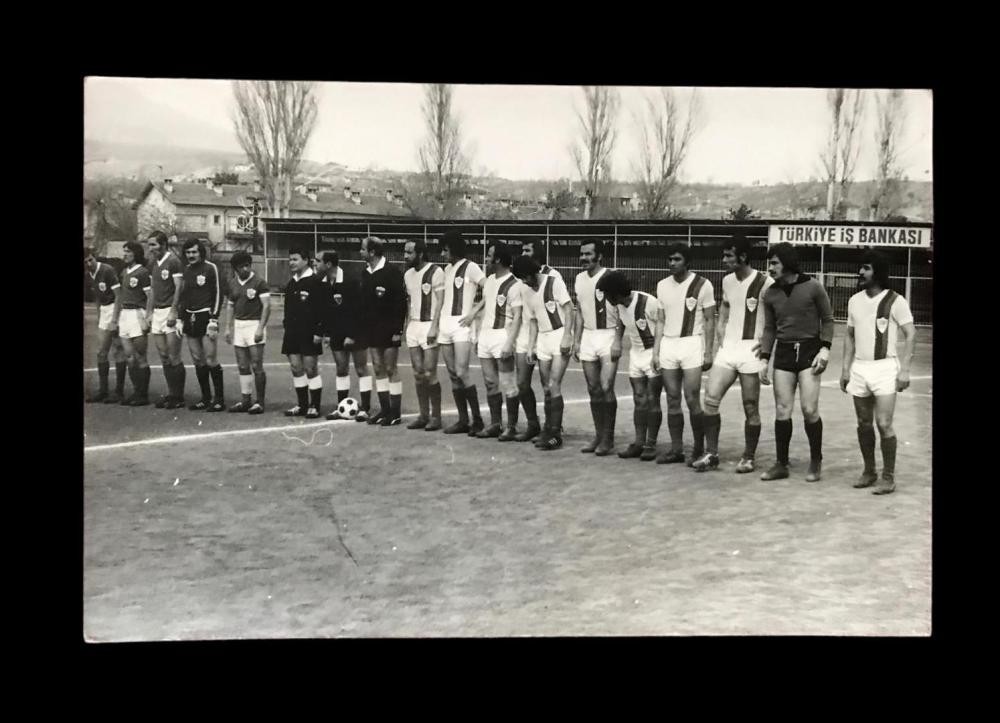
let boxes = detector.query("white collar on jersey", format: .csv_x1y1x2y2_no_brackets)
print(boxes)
89,263,101,279
237,271,255,286
156,251,173,267
328,266,344,284
293,267,315,282
366,256,386,274
126,264,141,274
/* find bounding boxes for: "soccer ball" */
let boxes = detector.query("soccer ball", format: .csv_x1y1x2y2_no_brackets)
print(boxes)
337,397,360,419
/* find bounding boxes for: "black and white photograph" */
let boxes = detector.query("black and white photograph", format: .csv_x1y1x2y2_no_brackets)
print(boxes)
83,78,933,639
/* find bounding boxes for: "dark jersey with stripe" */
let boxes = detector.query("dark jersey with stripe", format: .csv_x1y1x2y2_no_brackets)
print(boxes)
89,262,119,306
181,259,223,317
120,264,151,308
148,252,184,308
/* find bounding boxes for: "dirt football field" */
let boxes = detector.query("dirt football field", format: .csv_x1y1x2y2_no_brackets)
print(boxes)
83,302,932,638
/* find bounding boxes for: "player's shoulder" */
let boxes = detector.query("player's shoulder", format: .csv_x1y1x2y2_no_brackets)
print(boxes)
722,271,737,286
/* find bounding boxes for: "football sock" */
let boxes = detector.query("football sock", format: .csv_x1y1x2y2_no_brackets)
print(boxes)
195,364,211,401
606,398,617,444
589,400,601,438
359,375,373,411
293,374,308,408
667,412,685,452
704,413,722,455
881,434,897,476
97,361,110,395
254,370,266,404
308,374,323,410
239,373,254,404
415,379,429,419
646,409,663,446
633,406,648,445
428,381,441,419
376,377,390,415
690,411,705,454
209,364,224,401
389,381,403,418
858,425,877,473
505,394,519,428
521,387,538,422
453,386,469,423
775,419,793,466
336,375,350,403
487,392,503,426
805,417,823,463
115,361,128,396
465,385,483,424
744,421,761,459
550,395,564,438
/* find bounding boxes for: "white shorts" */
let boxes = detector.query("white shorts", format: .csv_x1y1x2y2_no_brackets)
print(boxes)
438,315,473,345
234,318,266,348
98,304,115,332
516,324,531,355
628,345,657,379
150,307,172,335
847,358,900,397
579,328,616,362
406,320,437,350
118,308,148,339
477,327,509,360
659,336,704,370
535,329,565,362
714,340,764,375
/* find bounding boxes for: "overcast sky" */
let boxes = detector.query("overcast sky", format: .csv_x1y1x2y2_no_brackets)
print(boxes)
86,78,933,185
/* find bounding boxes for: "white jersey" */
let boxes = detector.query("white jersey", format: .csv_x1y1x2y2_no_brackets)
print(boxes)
618,291,661,350
538,264,562,281
522,274,572,333
403,263,445,322
481,272,523,330
847,289,913,361
442,259,486,319
656,272,715,338
721,270,773,347
574,267,620,330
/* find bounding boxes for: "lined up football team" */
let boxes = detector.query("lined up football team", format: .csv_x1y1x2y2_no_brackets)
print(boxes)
85,231,916,494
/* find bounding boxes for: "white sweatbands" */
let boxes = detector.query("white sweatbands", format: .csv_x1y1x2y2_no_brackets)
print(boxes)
293,374,308,388
308,375,323,390
336,375,351,391
389,381,403,396
359,376,373,392
239,374,254,395
376,377,390,393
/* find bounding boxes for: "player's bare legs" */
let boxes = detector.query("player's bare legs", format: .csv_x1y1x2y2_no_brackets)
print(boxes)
698,365,737,471
514,353,541,441
737,372,762,471
441,340,483,435
186,336,209,410
229,345,259,413
118,331,150,406
797,366,824,481
852,393,898,494
476,356,503,437
247,342,266,413
620,376,650,458
581,360,603,453
657,367,686,463
91,328,129,404
497,353,521,441
764,368,798,480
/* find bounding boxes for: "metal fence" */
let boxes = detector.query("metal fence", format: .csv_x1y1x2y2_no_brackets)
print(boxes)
261,219,933,325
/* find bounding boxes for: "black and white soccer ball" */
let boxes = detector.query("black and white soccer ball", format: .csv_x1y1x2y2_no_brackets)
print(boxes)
337,397,360,419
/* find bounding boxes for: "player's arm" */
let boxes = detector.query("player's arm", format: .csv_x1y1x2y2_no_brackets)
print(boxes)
428,270,444,345
311,278,327,345
224,298,235,345
139,275,152,332
111,271,124,329
716,300,730,351
460,279,487,327
527,315,539,364
169,274,185,326
895,298,917,391
572,296,583,360
811,281,834,373
611,315,624,363
839,323,855,393
257,287,271,344
502,305,522,358
651,304,665,372
702,307,716,371
758,296,775,385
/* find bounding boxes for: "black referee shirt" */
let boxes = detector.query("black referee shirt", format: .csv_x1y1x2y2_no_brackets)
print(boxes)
361,256,406,332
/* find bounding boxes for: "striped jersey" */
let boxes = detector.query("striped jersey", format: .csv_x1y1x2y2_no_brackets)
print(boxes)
181,259,223,316
442,259,486,319
618,291,661,350
721,270,773,346
574,268,620,330
481,272,523,329
847,289,913,361
656,272,715,338
404,263,446,322
522,274,572,333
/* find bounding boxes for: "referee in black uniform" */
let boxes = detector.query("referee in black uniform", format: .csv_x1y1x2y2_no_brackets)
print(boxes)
282,246,326,418
360,236,406,426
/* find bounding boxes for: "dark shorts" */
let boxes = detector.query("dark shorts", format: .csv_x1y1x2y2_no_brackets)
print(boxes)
183,310,211,339
773,338,824,374
281,326,323,357
367,323,402,350
328,333,368,353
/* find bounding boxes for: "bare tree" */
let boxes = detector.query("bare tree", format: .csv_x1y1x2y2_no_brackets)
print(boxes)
570,87,620,219
870,90,907,220
232,81,319,219
632,89,703,219
406,84,472,220
820,89,866,220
